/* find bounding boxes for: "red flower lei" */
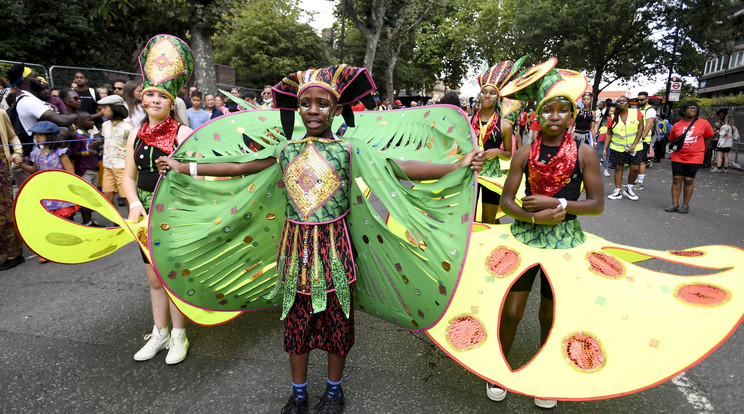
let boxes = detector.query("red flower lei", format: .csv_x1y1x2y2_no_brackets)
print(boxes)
137,117,179,154
471,109,500,148
528,132,577,197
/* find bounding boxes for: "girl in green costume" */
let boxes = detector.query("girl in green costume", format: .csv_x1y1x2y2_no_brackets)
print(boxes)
157,64,485,414
487,62,604,409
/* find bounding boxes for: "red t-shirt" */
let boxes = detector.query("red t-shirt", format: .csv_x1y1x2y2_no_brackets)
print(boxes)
668,118,714,164
519,111,527,126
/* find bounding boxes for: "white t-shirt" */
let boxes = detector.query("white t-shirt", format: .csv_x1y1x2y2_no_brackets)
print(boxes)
16,91,50,135
642,106,656,132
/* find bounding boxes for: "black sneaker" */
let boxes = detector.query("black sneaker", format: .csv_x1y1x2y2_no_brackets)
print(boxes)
314,393,345,414
281,396,308,414
0,255,25,271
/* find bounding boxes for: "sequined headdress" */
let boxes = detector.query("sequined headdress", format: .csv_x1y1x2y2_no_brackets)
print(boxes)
138,34,194,102
499,58,588,115
477,56,528,92
273,64,376,139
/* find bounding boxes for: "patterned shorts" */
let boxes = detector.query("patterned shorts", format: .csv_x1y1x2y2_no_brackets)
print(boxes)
284,289,355,356
609,148,642,166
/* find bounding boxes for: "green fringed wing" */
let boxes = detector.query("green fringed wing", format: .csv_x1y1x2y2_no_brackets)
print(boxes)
149,110,300,313
343,106,478,330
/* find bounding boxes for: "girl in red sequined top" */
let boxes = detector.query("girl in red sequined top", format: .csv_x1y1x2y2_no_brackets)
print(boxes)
487,70,604,407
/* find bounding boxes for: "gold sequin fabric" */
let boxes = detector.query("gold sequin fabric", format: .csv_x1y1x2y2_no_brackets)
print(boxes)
144,37,186,87
280,138,350,222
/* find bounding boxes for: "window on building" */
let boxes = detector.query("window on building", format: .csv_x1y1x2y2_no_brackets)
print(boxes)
730,51,744,69
719,56,728,71
705,59,716,74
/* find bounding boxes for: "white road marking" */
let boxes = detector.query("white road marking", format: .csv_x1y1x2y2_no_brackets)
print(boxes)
672,372,715,413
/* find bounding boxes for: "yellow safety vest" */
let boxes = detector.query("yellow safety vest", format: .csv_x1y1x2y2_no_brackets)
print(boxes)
608,110,644,152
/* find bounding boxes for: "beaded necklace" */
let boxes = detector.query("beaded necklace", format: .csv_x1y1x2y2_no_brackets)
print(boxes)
472,109,499,148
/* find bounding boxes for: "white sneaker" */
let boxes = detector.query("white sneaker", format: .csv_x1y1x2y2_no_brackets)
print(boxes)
607,188,622,200
486,383,507,402
534,397,558,408
603,168,610,177
622,187,639,201
165,328,189,364
134,325,169,361
710,167,720,172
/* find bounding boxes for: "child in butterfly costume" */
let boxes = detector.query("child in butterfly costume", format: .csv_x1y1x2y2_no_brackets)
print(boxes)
157,64,484,413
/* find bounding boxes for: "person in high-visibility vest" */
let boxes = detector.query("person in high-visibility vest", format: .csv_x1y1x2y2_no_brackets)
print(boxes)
601,96,644,201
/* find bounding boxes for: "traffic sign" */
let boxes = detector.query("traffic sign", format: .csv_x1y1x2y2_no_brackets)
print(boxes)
671,82,681,91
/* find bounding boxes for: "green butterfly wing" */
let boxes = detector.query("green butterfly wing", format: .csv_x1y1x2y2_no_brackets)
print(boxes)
149,110,297,314
342,106,478,330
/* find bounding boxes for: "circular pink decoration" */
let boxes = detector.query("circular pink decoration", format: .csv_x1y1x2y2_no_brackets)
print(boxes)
674,283,730,307
486,247,520,277
562,332,606,372
446,315,486,351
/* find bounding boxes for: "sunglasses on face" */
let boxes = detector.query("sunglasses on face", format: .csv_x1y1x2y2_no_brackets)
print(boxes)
114,87,123,91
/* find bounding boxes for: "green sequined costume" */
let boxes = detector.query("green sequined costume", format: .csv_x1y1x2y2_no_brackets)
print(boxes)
148,106,478,330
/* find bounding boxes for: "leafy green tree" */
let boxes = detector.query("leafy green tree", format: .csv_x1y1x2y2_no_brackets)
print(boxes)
344,0,389,73
0,0,97,67
213,0,332,88
87,0,234,93
473,0,739,108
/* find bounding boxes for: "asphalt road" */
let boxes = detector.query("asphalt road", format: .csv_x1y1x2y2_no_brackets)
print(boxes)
1,158,743,413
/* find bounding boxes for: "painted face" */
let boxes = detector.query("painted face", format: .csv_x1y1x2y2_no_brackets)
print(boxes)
479,86,499,109
142,90,172,120
615,98,629,111
101,105,114,119
298,87,340,138
538,97,572,134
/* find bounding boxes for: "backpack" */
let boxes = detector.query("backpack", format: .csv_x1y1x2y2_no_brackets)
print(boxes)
6,95,33,156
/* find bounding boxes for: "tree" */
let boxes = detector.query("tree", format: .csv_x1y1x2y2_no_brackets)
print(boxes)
212,0,332,88
475,0,663,106
345,0,389,74
474,0,739,108
0,0,97,67
86,0,234,93
380,0,441,100
334,0,477,99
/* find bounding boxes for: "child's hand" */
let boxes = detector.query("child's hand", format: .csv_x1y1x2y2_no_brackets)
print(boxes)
460,150,485,172
483,148,502,160
521,194,558,212
127,205,146,222
156,156,182,175
11,154,22,165
534,206,566,225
